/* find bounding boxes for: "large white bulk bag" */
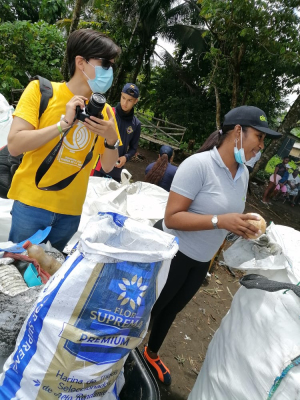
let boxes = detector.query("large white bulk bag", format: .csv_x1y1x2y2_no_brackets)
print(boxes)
189,224,300,400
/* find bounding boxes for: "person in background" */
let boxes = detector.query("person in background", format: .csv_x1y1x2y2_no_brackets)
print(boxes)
272,169,289,201
245,149,261,174
93,83,141,182
284,169,300,206
7,29,121,251
143,105,282,386
262,156,290,204
145,145,178,192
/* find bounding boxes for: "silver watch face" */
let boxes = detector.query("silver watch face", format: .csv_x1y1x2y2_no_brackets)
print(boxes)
212,216,218,224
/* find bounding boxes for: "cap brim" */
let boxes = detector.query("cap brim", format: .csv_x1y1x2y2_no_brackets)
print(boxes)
251,125,282,139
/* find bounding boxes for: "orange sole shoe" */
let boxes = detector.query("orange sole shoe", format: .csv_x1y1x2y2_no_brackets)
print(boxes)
143,346,172,386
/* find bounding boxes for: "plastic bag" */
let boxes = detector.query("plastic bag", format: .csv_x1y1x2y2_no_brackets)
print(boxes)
0,212,178,400
0,94,13,148
0,199,13,242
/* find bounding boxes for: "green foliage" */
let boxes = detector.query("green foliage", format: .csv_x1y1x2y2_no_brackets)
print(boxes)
0,0,41,22
0,0,69,23
199,0,300,117
256,169,270,181
138,137,150,149
138,55,216,143
0,20,65,100
265,155,282,174
39,0,68,24
179,141,201,151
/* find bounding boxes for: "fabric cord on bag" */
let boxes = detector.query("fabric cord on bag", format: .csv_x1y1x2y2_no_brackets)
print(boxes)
267,355,300,399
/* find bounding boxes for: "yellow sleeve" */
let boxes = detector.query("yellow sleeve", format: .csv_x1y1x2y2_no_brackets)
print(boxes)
13,80,41,129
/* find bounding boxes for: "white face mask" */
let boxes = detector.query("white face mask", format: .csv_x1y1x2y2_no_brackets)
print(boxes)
233,128,246,164
83,61,113,94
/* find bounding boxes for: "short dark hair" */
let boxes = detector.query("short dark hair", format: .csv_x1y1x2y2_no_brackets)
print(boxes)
67,29,121,77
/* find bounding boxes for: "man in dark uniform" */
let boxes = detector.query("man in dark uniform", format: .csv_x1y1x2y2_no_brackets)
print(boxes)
93,83,141,182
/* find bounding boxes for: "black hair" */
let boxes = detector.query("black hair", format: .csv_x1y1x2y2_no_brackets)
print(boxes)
145,154,169,185
67,29,121,77
197,125,249,153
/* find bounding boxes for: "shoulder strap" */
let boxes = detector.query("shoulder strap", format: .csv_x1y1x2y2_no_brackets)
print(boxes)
31,75,53,119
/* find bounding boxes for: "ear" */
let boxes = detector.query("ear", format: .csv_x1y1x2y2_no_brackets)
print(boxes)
134,98,139,105
75,55,85,72
234,124,242,141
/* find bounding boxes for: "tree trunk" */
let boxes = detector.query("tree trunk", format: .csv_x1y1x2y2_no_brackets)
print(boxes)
61,0,83,81
131,48,145,83
231,44,245,109
214,85,221,129
231,71,239,109
108,13,140,103
252,93,300,176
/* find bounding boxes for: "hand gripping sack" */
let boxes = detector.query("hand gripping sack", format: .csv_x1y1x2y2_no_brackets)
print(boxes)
0,212,178,400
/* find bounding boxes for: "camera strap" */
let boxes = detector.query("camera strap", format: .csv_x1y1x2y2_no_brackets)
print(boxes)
35,121,98,191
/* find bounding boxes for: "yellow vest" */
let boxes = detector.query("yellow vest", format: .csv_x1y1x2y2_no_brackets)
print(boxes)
8,80,120,215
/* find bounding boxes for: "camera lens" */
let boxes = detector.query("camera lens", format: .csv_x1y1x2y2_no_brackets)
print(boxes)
91,93,106,106
86,93,106,119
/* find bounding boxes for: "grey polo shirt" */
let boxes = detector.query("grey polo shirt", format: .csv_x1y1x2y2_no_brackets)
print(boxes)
163,147,248,262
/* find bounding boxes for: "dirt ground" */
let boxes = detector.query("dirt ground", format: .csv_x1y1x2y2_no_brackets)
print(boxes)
125,145,300,400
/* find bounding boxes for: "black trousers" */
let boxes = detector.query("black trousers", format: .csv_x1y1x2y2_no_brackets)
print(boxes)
148,220,210,353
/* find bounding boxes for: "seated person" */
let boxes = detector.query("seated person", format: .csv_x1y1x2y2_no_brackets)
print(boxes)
285,169,300,206
145,145,177,192
272,170,288,200
262,157,290,204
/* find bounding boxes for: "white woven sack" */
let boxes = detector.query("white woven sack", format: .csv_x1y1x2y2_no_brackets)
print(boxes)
189,224,300,400
0,212,178,400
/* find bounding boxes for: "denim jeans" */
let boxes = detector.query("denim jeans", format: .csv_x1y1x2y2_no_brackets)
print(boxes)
9,201,81,252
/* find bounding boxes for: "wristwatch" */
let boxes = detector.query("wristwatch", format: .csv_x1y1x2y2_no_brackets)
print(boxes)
212,215,219,229
104,138,120,150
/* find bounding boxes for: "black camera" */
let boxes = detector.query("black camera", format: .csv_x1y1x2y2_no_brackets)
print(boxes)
76,93,106,123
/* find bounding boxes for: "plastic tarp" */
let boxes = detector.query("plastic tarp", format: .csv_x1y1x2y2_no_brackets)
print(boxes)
188,224,300,400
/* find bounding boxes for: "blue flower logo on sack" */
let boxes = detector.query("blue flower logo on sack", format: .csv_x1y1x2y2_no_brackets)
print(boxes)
127,126,133,134
118,275,148,310
61,260,160,365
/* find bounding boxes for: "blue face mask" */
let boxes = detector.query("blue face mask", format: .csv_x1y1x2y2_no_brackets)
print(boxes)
234,129,246,164
84,63,113,94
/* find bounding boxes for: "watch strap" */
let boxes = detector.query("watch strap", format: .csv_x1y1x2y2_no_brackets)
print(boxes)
212,215,218,229
104,138,119,150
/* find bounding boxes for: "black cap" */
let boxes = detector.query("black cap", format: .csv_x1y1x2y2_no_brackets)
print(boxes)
122,83,139,98
223,106,282,139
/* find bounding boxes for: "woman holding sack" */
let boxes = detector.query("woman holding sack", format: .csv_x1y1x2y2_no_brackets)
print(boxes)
143,105,282,385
